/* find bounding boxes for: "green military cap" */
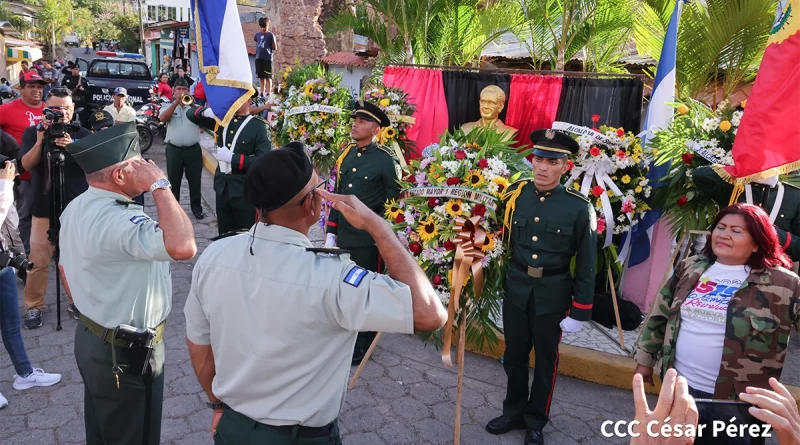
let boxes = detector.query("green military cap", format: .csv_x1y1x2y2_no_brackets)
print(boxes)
174,77,189,88
530,128,580,159
352,100,390,128
66,122,141,174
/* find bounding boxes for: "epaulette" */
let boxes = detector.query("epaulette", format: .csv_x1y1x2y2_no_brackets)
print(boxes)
306,247,352,256
115,199,143,207
566,187,591,203
253,115,268,124
375,144,395,158
210,229,249,242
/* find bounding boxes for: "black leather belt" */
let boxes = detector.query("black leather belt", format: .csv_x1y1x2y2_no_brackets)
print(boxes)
513,258,570,278
224,405,335,439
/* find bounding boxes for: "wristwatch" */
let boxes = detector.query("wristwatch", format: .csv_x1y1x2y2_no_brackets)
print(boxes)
206,400,224,410
149,178,171,193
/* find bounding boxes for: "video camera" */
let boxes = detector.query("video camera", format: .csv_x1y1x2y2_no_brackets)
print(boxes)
36,107,81,141
0,248,33,273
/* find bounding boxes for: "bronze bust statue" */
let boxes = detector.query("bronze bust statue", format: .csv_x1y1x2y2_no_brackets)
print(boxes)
460,85,518,141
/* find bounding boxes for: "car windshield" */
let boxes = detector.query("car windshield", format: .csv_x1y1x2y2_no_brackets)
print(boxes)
89,61,150,80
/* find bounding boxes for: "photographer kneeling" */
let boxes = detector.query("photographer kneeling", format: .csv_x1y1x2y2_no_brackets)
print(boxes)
19,87,92,329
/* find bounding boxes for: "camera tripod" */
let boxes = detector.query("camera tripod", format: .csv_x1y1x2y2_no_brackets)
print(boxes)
46,144,67,331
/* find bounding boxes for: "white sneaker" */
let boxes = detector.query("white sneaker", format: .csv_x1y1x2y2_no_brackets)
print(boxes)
12,368,62,390
0,392,7,408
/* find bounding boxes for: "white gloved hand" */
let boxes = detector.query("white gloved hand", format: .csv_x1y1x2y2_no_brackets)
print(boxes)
201,107,216,119
560,316,585,333
216,146,233,163
325,233,337,248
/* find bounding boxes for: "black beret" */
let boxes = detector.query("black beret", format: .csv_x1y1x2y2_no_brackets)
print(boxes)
352,100,391,128
244,141,313,211
174,77,189,88
530,129,580,159
88,110,114,131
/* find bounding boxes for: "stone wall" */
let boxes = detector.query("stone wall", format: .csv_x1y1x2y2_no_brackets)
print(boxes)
266,0,328,77
319,0,353,54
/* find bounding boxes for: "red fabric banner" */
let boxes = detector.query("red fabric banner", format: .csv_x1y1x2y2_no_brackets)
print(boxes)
505,74,564,150
383,66,450,159
720,0,800,183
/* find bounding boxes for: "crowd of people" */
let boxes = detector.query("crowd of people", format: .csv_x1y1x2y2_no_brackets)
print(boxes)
0,48,798,445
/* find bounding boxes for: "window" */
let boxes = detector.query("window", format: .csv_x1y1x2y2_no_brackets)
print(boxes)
147,5,156,22
158,6,167,21
168,7,176,21
89,61,151,80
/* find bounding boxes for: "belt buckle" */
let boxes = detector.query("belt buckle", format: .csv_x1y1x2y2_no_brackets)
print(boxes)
527,266,543,278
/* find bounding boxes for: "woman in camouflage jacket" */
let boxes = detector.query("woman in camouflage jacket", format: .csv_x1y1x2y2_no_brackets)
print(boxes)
633,204,800,401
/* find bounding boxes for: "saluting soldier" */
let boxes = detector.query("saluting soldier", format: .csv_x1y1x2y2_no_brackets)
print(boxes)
487,129,597,445
693,165,800,260
192,101,272,234
184,143,447,444
60,123,197,444
325,100,402,365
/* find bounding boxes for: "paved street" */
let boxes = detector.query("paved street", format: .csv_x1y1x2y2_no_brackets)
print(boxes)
0,141,721,444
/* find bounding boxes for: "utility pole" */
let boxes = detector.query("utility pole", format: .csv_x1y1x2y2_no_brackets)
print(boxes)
137,0,146,55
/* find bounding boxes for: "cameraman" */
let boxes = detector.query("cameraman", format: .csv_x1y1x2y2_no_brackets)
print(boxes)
18,87,91,329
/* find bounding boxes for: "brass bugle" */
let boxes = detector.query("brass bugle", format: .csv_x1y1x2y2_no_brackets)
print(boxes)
181,95,194,105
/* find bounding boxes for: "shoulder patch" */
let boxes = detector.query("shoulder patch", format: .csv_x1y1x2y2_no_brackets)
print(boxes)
129,215,151,225
566,187,590,202
210,229,249,241
306,247,352,256
375,144,395,158
344,265,369,287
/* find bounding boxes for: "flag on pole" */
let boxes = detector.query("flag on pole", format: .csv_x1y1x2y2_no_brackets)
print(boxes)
623,0,684,267
713,0,800,185
191,0,254,127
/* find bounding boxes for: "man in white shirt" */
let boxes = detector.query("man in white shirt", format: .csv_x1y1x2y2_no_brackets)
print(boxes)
103,87,136,124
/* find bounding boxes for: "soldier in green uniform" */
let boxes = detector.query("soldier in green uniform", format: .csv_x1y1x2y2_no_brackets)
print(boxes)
192,101,272,234
160,77,205,220
693,165,800,260
487,129,597,445
60,123,197,444
325,100,402,365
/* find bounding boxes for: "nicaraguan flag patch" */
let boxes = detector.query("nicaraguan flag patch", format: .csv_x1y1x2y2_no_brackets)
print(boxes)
130,215,150,224
344,266,368,287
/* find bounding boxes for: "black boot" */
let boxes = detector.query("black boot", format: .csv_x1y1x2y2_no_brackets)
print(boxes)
524,428,544,445
485,415,526,435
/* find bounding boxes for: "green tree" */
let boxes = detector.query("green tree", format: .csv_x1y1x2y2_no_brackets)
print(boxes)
0,3,35,34
34,0,73,58
112,12,141,52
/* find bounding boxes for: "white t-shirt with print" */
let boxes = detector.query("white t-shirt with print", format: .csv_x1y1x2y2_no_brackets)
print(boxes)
674,262,750,394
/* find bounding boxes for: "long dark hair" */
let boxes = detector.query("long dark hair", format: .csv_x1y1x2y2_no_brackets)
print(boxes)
702,203,792,270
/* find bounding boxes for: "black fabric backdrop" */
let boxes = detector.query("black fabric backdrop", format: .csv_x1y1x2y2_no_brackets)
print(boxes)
442,71,511,134
555,77,644,133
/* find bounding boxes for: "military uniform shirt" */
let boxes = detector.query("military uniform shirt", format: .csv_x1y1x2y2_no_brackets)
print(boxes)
60,187,172,329
164,105,201,147
184,224,414,427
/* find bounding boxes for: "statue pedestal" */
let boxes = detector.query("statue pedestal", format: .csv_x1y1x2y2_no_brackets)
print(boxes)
621,219,675,313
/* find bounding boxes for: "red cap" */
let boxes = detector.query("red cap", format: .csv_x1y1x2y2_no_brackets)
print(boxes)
21,71,45,85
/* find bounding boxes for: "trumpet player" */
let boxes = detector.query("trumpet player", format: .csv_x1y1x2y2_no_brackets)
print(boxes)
159,77,206,220
103,87,136,124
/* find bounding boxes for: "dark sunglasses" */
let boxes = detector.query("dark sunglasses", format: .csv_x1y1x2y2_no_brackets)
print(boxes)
299,181,326,206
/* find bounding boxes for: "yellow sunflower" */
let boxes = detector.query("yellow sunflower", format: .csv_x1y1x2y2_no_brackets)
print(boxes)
385,127,397,139
303,84,314,96
385,199,402,219
446,200,464,216
416,216,439,242
465,170,485,188
379,98,391,107
481,233,496,253
492,177,510,195
448,269,470,287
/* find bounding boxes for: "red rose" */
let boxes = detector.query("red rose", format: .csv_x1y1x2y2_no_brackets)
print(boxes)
593,127,600,132
616,150,626,159
592,114,601,124
616,128,625,137
455,151,466,160
681,153,693,165
676,196,688,207
592,186,605,197
395,214,405,223
409,242,422,255
596,218,606,234
427,197,439,208
590,146,601,157
446,177,461,186
566,160,575,170
432,275,443,286
472,204,486,216
443,240,456,251
478,158,489,169
404,174,415,184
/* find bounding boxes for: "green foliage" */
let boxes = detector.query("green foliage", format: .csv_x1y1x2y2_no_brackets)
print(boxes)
0,3,34,33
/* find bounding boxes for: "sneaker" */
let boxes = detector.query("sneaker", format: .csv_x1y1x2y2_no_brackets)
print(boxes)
67,304,80,320
0,392,7,409
23,309,42,329
13,368,61,390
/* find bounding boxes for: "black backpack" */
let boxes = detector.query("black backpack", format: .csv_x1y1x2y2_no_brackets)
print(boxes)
591,292,644,331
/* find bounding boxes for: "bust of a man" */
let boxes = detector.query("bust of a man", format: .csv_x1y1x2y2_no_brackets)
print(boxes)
460,85,518,141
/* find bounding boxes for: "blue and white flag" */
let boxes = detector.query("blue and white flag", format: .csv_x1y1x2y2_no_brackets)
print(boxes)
191,0,254,127
623,0,685,267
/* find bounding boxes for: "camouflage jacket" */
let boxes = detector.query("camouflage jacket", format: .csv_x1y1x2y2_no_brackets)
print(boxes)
632,255,800,399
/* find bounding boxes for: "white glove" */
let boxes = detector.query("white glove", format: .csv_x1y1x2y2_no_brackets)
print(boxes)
560,316,585,333
201,107,216,119
325,233,337,248
216,146,233,163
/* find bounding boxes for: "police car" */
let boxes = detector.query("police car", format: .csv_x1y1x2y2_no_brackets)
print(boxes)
75,52,153,108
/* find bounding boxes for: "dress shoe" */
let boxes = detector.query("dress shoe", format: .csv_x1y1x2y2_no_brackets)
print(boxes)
192,208,205,220
485,415,526,435
524,428,544,445
351,346,366,366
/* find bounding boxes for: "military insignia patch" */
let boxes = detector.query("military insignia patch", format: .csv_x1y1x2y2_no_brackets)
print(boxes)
130,215,151,225
545,129,555,140
95,112,106,121
344,266,368,287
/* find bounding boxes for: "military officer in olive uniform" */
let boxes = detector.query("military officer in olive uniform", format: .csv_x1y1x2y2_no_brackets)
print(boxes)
60,123,197,444
693,165,800,261
192,100,272,234
325,100,402,365
487,129,597,445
